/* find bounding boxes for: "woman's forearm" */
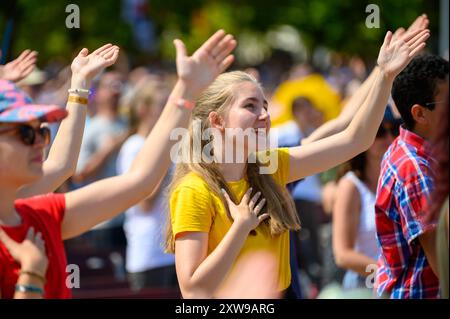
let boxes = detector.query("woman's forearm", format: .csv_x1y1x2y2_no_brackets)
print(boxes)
183,222,250,298
17,77,87,198
304,67,380,145
345,69,393,150
335,250,378,277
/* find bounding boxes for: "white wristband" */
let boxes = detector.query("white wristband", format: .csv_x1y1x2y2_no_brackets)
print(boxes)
68,88,90,96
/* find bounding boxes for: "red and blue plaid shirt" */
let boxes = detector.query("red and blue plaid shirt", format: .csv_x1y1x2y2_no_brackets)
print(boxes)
375,126,439,299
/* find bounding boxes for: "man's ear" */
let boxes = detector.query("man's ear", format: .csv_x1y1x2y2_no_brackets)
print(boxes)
208,111,225,131
411,104,429,126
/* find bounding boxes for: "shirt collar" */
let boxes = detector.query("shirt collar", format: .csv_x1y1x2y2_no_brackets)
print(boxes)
399,125,431,153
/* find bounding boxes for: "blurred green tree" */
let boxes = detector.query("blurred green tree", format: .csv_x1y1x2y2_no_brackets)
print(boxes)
0,0,439,65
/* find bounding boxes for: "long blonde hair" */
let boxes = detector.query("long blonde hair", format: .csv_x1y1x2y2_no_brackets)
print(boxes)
165,71,300,253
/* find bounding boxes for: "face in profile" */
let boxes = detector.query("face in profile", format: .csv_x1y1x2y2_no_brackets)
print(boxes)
0,120,48,187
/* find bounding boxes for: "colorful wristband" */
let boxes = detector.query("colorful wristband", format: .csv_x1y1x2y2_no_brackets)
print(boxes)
68,94,89,105
15,284,44,295
173,98,195,111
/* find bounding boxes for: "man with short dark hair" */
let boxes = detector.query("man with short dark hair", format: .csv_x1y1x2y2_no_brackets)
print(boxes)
375,54,449,298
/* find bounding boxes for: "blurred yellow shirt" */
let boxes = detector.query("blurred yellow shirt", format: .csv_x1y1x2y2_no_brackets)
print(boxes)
271,73,342,127
170,148,291,291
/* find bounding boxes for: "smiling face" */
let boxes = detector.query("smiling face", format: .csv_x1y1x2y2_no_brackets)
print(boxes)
210,81,271,156
0,120,46,188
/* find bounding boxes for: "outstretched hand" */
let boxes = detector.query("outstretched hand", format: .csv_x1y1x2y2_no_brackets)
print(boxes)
0,49,38,83
71,44,120,87
174,30,237,98
377,28,430,79
392,14,429,46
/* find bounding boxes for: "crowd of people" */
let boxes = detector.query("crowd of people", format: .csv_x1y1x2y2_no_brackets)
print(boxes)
0,14,448,299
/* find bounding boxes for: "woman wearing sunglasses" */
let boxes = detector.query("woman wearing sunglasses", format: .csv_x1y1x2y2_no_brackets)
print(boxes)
0,30,237,298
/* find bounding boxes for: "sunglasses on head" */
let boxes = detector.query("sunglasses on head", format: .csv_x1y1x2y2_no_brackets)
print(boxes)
0,124,51,146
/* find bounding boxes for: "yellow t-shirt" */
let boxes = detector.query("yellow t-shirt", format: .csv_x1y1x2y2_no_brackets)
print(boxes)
170,148,291,291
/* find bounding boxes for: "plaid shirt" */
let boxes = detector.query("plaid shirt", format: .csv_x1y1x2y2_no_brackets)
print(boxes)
375,126,439,299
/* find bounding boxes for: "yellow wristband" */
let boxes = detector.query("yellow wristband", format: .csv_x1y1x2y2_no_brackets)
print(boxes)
68,95,88,105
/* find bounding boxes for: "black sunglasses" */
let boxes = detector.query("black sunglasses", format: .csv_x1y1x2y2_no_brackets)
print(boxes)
0,124,51,146
424,101,446,110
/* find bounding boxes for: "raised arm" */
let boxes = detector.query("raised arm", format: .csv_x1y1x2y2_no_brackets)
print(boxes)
287,28,430,183
302,14,429,145
62,31,236,240
17,44,120,198
302,66,380,145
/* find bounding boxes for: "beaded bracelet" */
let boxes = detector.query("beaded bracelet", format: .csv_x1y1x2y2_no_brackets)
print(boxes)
68,88,90,95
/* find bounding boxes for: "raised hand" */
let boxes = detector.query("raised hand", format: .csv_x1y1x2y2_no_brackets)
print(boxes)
377,28,430,79
174,30,237,98
392,14,429,44
0,227,48,276
221,187,269,233
71,44,120,88
0,49,38,83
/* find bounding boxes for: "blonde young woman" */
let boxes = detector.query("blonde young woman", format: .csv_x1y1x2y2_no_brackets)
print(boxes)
166,29,430,298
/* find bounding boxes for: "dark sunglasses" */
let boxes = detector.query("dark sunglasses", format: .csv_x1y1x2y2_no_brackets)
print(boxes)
0,124,51,146
376,122,400,138
424,101,446,110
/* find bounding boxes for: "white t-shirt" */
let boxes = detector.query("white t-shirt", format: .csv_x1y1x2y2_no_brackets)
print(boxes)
116,134,175,273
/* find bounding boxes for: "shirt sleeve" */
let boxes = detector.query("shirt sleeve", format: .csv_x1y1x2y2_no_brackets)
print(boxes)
397,171,436,244
170,183,214,238
254,148,290,186
15,193,66,226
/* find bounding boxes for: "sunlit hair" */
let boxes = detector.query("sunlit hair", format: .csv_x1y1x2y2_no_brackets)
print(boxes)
126,81,164,135
165,71,300,253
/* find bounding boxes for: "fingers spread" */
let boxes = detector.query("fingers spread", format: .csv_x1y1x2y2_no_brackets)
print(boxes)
214,39,237,64
219,55,235,73
409,43,427,58
221,188,233,204
101,45,119,60
253,198,267,215
402,28,424,43
407,29,430,47
198,30,226,54
15,49,31,62
241,187,253,205
210,34,234,59
248,191,261,210
92,43,113,56
107,48,120,64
